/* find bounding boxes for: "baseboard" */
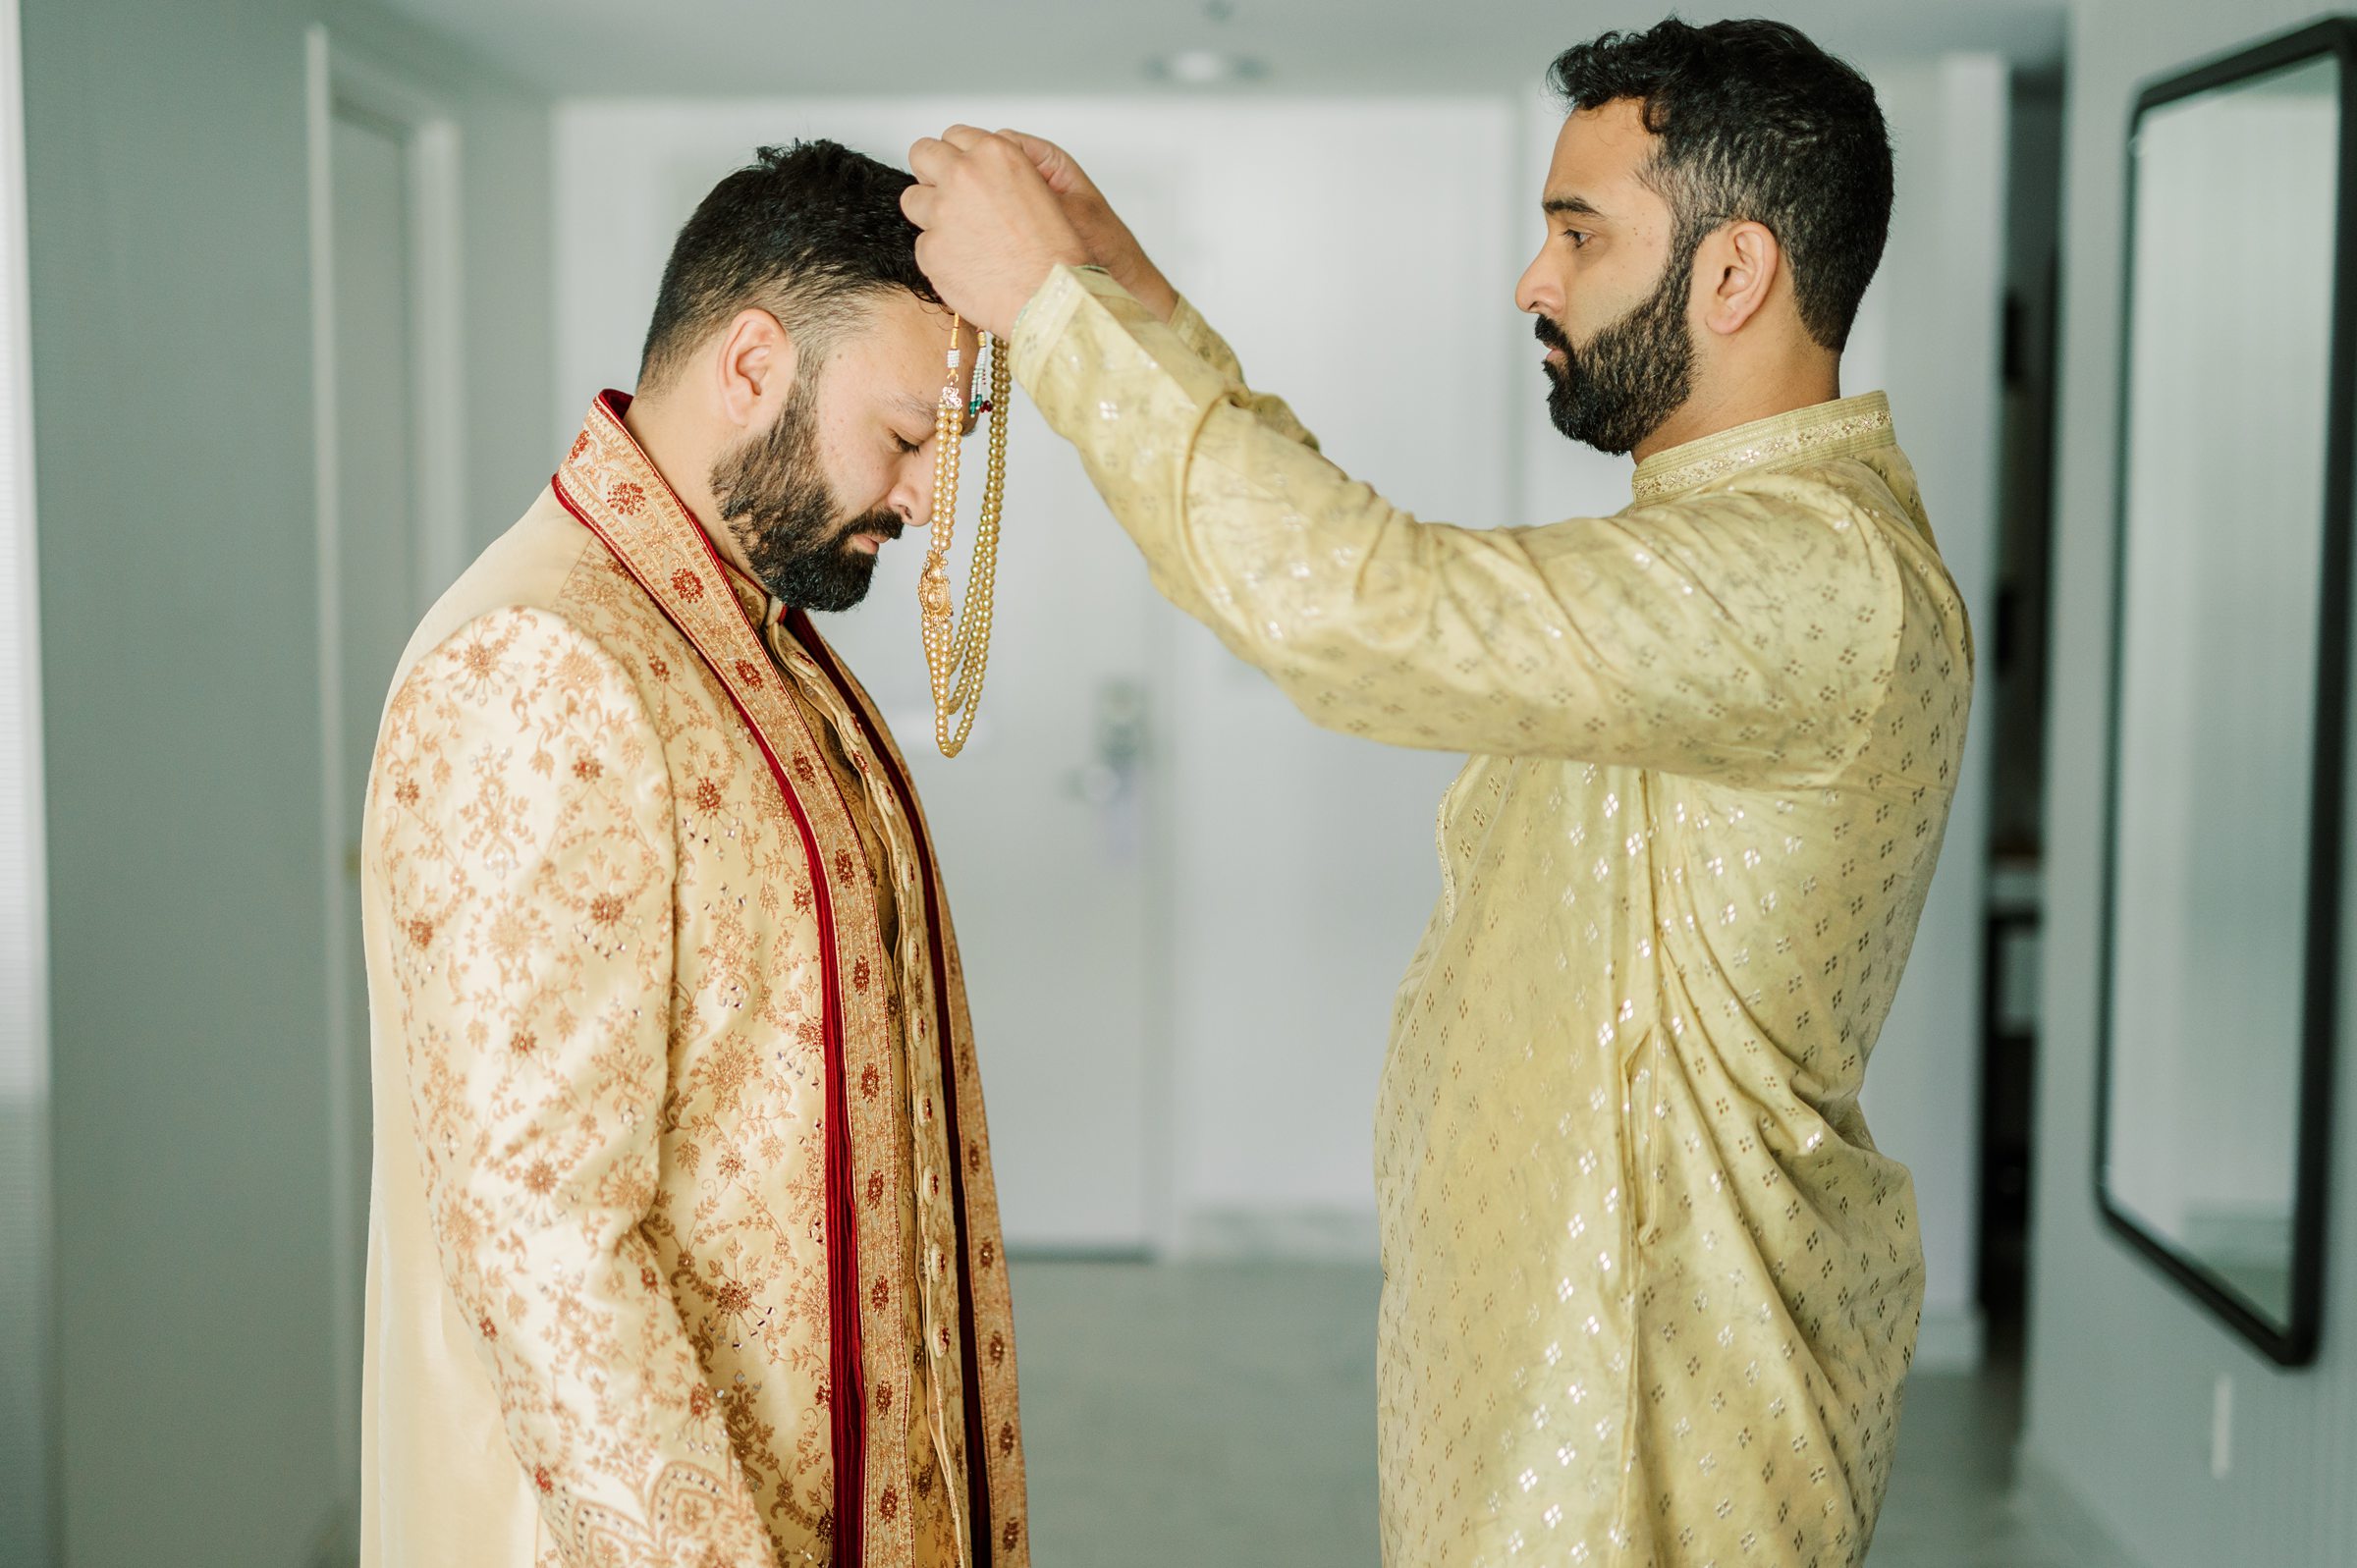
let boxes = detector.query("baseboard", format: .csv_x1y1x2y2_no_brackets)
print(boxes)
1910,1304,1988,1373
1176,1205,1381,1263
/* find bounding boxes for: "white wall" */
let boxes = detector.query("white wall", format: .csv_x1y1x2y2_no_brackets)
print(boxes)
551,71,2011,1287
2027,5,2357,1566
22,1,551,1561
550,96,1507,1257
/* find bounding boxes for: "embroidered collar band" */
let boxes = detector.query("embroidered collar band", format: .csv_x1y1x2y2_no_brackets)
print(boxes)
1630,391,1895,507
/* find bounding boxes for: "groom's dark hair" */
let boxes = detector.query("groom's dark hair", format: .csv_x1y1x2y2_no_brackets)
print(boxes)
1549,18,1891,351
638,138,939,390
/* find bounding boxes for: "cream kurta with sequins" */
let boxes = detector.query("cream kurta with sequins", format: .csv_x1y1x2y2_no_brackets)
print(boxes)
1012,266,1971,1568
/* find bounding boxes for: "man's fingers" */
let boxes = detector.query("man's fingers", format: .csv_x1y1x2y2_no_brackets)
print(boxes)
900,183,940,230
1000,128,1095,203
912,127,1029,192
907,135,957,183
997,128,1061,168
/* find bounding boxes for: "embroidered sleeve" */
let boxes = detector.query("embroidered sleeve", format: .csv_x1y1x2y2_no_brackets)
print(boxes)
1013,264,1904,782
366,607,780,1567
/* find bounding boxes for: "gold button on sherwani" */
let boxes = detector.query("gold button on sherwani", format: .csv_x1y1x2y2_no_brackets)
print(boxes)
1012,265,1972,1568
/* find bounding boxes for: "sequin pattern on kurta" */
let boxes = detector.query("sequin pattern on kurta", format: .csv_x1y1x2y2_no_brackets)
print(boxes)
1011,266,1972,1568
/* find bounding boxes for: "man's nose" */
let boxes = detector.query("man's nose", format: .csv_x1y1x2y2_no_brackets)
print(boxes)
897,486,929,532
1515,253,1557,316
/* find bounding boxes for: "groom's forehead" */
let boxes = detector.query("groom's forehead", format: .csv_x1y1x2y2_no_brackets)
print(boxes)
830,294,939,372
835,300,976,434
852,291,963,359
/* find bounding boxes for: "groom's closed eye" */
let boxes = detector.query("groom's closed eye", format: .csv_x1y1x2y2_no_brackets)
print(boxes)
890,390,973,441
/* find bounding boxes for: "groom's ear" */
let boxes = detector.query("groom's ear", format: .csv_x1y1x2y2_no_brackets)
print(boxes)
713,307,800,432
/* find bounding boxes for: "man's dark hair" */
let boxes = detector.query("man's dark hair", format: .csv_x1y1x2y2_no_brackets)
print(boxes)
1549,18,1891,351
638,138,939,389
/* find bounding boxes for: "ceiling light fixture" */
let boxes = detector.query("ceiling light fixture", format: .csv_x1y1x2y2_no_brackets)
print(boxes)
1146,48,1268,86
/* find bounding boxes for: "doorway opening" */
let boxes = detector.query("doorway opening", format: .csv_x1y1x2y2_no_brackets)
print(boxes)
1978,62,2068,1365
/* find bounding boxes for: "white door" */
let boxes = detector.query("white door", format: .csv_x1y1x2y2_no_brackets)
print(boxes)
819,472,1163,1253
559,107,1182,1253
554,100,1518,1259
559,114,1196,1256
813,180,1174,1254
788,122,1180,1257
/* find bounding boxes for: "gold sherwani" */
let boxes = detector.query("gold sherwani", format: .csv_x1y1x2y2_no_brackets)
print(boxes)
358,393,1029,1568
1012,266,1971,1568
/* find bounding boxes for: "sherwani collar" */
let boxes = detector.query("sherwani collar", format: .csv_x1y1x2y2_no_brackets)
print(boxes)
552,391,801,696
1630,390,1895,507
709,551,789,632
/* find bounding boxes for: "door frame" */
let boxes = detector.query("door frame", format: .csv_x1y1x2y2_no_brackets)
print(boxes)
302,20,467,1492
0,0,56,1555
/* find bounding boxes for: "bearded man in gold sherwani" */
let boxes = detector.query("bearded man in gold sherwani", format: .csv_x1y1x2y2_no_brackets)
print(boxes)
904,18,1970,1568
358,140,1028,1568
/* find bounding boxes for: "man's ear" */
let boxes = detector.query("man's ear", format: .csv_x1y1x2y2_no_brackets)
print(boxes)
713,307,800,431
1696,220,1781,339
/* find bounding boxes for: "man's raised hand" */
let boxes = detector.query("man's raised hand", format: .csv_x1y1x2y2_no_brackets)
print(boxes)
904,126,1091,341
992,131,1179,322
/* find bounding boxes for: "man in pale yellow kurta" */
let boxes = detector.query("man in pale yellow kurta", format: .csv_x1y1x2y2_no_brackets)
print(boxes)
359,142,1028,1568
905,18,1968,1568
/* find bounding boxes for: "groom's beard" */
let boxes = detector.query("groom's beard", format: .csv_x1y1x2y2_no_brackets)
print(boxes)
1537,244,1699,458
711,377,904,614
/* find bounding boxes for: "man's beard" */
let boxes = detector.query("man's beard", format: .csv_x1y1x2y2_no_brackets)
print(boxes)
710,376,903,614
1537,241,1699,458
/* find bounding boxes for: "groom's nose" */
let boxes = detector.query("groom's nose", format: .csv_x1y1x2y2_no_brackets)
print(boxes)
892,467,931,531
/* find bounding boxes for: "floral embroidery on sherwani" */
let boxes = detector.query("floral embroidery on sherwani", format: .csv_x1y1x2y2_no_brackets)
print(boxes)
1012,266,1971,1568
373,601,793,1566
359,395,1027,1568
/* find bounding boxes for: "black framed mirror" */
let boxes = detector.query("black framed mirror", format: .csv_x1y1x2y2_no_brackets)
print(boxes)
2096,18,2356,1368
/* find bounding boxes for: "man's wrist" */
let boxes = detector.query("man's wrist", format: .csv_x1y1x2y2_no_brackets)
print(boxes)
1109,259,1178,323
1009,262,1109,386
1009,263,1076,350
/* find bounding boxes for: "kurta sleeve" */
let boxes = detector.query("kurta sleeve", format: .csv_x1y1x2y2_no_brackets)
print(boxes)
1013,264,1906,783
1165,294,1322,452
366,606,778,1566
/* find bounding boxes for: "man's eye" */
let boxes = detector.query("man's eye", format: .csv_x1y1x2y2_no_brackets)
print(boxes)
1562,229,1591,249
893,433,923,456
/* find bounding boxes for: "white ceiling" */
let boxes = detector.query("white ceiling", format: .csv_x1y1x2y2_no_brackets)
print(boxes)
375,0,2069,99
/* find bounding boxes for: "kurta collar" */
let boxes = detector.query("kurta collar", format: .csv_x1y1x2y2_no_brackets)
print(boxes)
1629,391,1895,507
